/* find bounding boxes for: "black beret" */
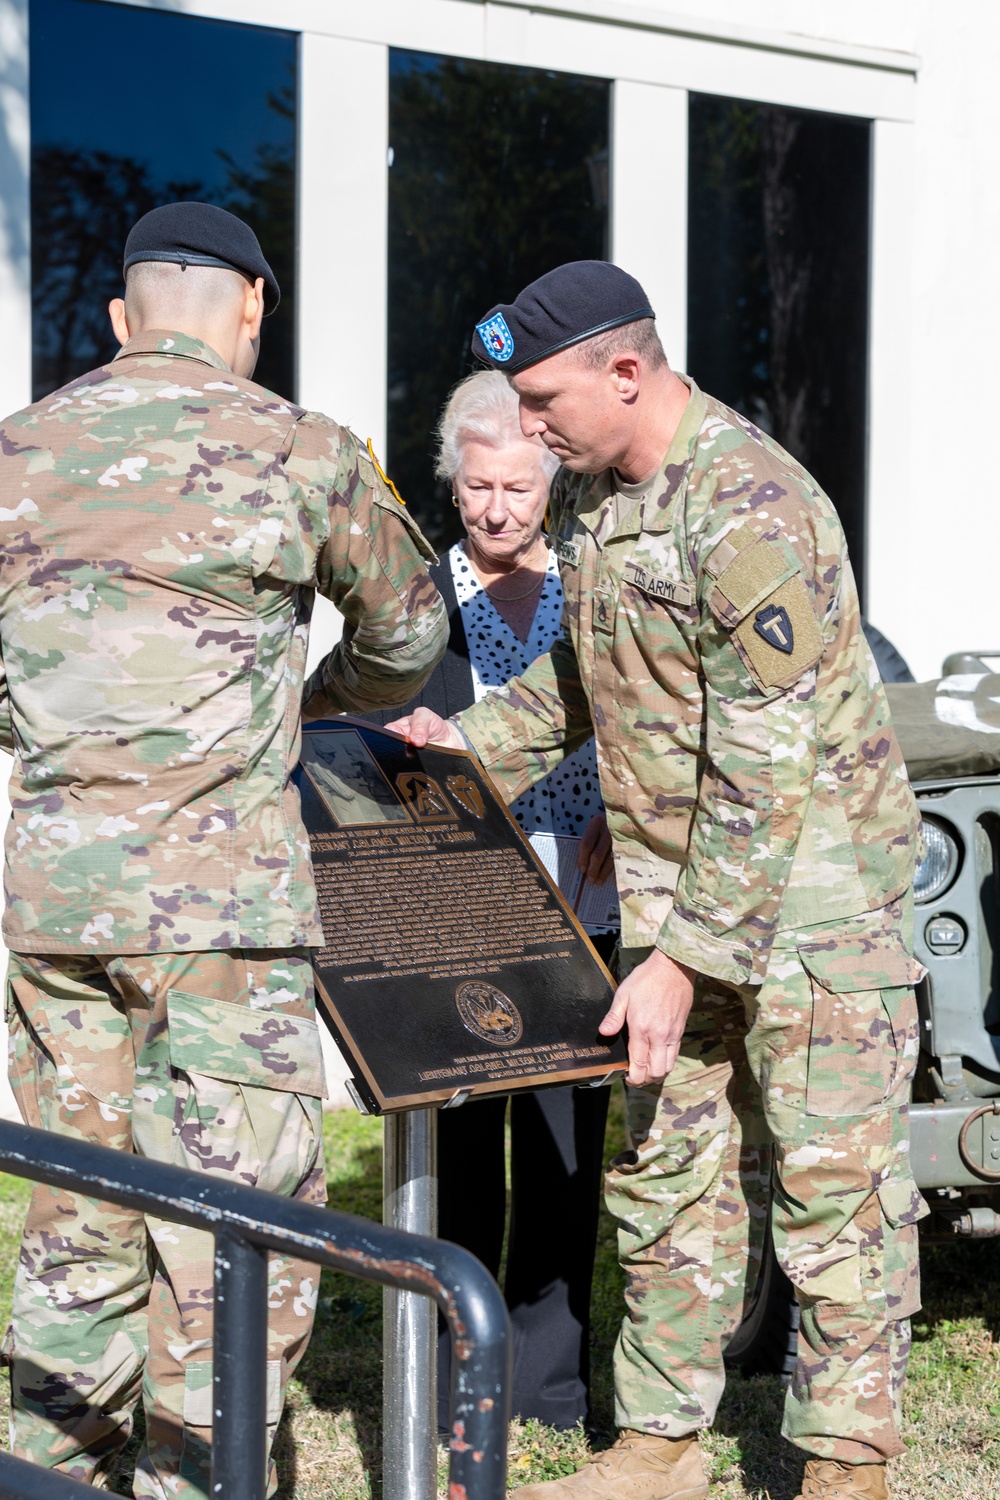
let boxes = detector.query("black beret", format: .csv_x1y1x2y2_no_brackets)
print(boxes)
472,261,654,374
123,201,280,315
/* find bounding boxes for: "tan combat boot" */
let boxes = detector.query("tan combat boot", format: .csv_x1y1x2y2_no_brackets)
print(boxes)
795,1459,889,1500
513,1431,710,1500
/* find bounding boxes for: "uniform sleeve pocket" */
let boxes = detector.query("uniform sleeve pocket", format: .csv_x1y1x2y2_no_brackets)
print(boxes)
166,990,324,1099
690,798,758,908
799,937,922,1118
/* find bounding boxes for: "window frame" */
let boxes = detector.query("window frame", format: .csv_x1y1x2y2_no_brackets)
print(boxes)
2,0,917,607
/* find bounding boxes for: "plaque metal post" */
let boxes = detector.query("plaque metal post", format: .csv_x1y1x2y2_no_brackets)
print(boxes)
383,1106,439,1500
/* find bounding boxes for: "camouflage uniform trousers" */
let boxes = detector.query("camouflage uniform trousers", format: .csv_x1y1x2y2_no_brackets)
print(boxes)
608,916,925,1464
3,947,326,1498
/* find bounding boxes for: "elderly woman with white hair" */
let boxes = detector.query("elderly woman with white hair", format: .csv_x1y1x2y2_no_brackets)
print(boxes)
368,368,618,1434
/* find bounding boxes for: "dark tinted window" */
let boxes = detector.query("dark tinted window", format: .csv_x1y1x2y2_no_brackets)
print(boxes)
29,0,297,400
687,94,870,589
388,50,610,549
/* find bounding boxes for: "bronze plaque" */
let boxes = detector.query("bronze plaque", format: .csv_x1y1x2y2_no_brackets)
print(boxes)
296,717,624,1114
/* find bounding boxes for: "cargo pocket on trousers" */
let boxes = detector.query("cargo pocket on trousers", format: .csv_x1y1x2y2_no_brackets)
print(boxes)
876,1174,927,1321
166,990,324,1098
183,1358,283,1428
166,990,324,1193
799,938,923,1118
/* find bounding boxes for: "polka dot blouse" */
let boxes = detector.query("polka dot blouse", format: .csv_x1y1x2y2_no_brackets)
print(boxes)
450,542,615,930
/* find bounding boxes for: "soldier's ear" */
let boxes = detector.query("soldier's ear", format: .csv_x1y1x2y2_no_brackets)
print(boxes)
245,277,265,340
109,298,130,347
610,354,641,402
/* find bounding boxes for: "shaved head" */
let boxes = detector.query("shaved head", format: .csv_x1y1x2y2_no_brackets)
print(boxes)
124,261,250,325
110,261,266,380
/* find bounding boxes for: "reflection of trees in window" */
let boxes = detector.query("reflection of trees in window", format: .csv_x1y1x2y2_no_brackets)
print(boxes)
31,149,196,398
687,96,870,590
388,52,610,549
29,0,296,402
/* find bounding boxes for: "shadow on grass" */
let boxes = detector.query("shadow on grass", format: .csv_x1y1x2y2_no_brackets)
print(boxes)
711,1372,802,1499
276,1122,386,1497
914,1233,1000,1342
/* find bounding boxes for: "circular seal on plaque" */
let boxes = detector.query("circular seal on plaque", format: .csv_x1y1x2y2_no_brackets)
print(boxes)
455,981,524,1047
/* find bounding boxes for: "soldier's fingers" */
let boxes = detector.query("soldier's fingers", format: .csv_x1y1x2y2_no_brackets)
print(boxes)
587,821,614,882
643,1040,670,1083
598,993,628,1036
624,1028,651,1085
578,816,600,871
389,707,449,748
591,842,614,884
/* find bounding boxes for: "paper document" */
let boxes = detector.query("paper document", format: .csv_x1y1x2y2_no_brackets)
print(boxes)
528,832,620,932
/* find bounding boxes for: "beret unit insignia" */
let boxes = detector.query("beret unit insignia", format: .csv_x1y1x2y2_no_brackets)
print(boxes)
476,312,515,363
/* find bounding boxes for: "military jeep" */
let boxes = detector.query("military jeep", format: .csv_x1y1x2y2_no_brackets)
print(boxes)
726,653,1000,1376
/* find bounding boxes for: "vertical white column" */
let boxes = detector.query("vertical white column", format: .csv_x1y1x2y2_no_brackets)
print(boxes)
0,0,28,1120
866,118,921,671
298,31,388,452
611,80,688,370
0,0,31,419
299,34,389,1108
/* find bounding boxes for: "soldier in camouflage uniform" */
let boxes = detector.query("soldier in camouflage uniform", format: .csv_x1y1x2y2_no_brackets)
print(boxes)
394,262,923,1500
0,202,447,1496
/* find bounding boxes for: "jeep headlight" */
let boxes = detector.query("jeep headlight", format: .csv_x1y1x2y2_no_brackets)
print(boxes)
913,818,960,904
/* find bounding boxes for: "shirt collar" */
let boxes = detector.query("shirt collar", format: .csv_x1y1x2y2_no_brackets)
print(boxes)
112,330,233,373
639,374,707,533
572,374,706,538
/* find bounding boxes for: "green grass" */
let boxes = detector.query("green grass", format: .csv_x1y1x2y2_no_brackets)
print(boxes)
0,1098,999,1496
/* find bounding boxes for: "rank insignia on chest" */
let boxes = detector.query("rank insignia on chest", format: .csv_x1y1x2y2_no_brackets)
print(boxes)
753,603,794,654
557,537,582,567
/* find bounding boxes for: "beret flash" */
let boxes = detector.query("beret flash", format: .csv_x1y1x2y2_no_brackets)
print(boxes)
123,201,280,315
472,260,654,374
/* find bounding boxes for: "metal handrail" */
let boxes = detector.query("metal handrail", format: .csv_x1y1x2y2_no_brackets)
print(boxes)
0,1119,511,1500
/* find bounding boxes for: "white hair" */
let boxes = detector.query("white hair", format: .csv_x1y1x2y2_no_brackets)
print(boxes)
435,369,559,484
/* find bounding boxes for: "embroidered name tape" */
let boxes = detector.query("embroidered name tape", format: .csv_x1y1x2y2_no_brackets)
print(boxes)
557,537,582,567
624,560,694,608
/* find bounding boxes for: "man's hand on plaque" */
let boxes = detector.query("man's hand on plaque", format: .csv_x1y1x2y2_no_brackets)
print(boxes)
598,948,696,1087
386,706,466,751
578,813,613,884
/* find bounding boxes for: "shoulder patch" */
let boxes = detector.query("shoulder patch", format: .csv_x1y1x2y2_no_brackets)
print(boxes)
733,575,824,691
705,526,802,629
365,438,407,507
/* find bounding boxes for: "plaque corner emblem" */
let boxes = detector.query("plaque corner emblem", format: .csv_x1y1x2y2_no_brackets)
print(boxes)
455,980,523,1047
446,773,485,818
395,770,454,820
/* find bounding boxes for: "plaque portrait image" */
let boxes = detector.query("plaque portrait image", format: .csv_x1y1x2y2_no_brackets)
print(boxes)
300,730,409,827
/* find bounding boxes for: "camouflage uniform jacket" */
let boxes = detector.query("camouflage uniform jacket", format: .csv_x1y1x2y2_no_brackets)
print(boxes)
458,377,918,984
0,331,447,954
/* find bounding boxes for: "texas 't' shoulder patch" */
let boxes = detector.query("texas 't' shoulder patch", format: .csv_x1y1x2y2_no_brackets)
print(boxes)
734,575,824,691
753,602,794,654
